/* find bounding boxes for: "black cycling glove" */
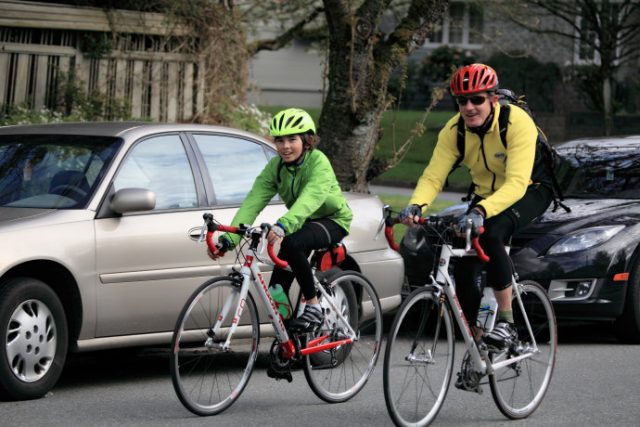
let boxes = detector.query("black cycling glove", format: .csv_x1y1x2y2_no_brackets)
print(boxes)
457,208,485,235
399,204,422,222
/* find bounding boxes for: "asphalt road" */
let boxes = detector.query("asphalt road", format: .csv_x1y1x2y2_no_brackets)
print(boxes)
2,323,639,427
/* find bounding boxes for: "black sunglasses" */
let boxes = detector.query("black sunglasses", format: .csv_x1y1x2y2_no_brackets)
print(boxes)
455,95,488,106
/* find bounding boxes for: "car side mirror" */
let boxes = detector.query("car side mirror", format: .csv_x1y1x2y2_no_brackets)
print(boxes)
110,188,156,214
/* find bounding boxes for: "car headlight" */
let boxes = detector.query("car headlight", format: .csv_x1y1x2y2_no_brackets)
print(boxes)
547,225,625,255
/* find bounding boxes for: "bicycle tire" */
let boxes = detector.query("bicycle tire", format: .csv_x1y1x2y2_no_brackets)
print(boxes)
383,286,455,427
170,276,260,416
489,280,557,419
303,271,383,403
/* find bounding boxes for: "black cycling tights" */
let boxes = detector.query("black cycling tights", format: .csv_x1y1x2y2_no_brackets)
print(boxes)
270,218,348,301
454,184,552,326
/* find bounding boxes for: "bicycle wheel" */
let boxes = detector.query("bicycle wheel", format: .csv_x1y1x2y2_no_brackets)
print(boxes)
303,271,383,403
383,287,455,427
170,276,260,416
489,280,557,419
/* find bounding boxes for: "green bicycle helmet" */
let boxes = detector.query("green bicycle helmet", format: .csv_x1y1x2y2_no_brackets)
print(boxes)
269,108,316,137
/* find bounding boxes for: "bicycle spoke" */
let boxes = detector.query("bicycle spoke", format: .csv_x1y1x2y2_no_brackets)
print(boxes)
489,280,557,420
383,288,455,427
304,272,382,403
170,277,259,416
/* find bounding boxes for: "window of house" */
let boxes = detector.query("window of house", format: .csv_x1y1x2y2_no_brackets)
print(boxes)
425,1,484,48
574,2,623,65
575,8,599,63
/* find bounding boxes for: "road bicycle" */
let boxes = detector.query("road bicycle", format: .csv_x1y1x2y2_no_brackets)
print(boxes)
170,213,383,416
380,206,557,426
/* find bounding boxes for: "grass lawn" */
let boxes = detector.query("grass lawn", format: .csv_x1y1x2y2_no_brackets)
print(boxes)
260,106,471,190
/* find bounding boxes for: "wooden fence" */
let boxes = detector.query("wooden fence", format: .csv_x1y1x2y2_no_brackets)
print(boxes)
0,0,203,122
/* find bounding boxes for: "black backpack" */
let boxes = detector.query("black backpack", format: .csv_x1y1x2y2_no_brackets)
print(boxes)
451,88,571,213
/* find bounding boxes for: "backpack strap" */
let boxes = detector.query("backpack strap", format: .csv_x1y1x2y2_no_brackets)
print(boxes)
498,104,510,149
454,116,466,171
450,117,475,201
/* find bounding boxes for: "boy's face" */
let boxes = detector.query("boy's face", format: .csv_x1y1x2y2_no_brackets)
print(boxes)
274,134,304,163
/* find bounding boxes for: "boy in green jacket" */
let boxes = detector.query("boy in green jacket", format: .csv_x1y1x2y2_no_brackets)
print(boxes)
211,108,352,332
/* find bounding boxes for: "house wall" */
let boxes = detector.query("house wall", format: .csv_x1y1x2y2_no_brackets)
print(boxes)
248,41,325,109
483,7,575,66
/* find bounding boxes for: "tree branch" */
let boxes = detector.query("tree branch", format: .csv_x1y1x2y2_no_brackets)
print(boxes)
247,6,323,55
521,0,581,30
377,0,447,67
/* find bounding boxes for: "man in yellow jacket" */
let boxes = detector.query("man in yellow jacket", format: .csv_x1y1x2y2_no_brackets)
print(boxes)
400,64,552,356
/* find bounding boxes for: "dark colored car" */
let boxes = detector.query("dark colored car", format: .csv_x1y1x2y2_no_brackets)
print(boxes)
511,135,640,343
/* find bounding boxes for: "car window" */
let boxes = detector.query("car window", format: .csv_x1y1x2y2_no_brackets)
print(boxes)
192,134,271,205
113,135,198,210
0,135,120,208
557,143,640,199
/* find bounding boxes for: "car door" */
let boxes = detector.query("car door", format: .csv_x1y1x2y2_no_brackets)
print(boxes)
94,133,218,337
190,133,286,314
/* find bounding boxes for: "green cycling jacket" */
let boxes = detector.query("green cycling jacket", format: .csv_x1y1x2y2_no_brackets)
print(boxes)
223,149,352,247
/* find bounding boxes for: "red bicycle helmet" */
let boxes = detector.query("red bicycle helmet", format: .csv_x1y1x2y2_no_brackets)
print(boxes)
450,64,498,95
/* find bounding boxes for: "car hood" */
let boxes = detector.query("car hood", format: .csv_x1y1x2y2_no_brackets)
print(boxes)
0,207,56,223
513,198,640,253
0,207,94,232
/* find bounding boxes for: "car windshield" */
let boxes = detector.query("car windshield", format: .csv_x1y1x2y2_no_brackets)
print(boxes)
556,139,640,199
0,135,121,209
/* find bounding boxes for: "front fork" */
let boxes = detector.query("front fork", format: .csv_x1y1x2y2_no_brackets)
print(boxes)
205,272,252,351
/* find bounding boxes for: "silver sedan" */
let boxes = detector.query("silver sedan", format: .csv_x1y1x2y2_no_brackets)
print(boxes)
0,122,404,400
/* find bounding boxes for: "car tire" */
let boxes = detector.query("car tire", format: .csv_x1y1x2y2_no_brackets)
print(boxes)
0,277,68,400
614,258,640,343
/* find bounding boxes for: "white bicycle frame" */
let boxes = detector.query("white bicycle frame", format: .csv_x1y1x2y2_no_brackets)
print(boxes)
429,241,540,376
204,239,358,353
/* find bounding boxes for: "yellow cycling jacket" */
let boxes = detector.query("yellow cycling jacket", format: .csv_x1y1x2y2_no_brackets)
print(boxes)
409,103,538,218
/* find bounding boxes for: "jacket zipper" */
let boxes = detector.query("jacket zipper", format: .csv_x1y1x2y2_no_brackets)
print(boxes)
478,134,497,192
290,169,296,199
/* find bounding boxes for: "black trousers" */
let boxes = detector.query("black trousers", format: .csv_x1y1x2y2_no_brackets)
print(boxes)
269,218,348,301
455,183,552,326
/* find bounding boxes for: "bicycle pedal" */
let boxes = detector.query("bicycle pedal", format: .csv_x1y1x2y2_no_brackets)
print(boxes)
267,366,293,382
454,376,483,395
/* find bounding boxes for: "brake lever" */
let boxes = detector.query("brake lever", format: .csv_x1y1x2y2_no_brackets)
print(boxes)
198,222,207,243
465,219,472,252
375,204,392,240
258,224,269,255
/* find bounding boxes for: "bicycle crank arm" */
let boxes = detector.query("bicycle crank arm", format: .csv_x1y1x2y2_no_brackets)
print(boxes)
488,349,537,373
300,337,353,356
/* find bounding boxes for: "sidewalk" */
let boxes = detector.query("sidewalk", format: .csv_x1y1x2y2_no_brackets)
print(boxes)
369,185,465,203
